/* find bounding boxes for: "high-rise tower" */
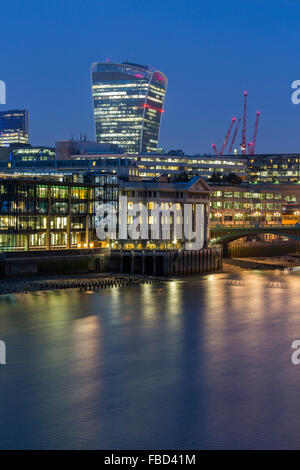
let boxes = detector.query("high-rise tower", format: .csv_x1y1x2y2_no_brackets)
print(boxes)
0,110,29,147
91,62,167,154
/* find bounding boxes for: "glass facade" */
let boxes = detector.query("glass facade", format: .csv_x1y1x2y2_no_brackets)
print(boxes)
209,185,297,226
248,154,300,184
0,173,119,251
91,62,167,154
0,154,247,183
12,146,55,162
0,110,29,147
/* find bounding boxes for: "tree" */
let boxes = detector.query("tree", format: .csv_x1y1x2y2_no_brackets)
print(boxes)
172,171,190,182
210,172,223,185
225,173,243,185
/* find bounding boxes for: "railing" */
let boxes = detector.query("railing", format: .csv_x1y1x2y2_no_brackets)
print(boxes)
2,247,107,258
211,224,300,230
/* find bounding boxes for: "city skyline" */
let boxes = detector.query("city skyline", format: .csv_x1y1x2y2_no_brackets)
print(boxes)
2,0,300,454
1,0,300,154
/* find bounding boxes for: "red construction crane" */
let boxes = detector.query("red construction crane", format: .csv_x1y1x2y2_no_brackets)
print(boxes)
228,118,241,154
211,143,219,155
220,117,236,155
212,90,262,156
249,111,261,155
241,91,248,155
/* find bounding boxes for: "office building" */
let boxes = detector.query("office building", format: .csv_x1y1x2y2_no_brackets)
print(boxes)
0,145,55,163
91,62,167,154
248,154,300,184
0,170,211,252
135,153,247,180
12,146,55,162
0,155,139,180
0,172,118,251
210,184,297,227
0,110,29,146
52,151,248,181
56,139,122,159
118,176,211,250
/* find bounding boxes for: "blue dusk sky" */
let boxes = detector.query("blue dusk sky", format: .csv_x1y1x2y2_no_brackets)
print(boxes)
1,0,300,154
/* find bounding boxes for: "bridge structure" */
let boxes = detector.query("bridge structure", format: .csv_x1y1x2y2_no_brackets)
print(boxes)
210,224,300,256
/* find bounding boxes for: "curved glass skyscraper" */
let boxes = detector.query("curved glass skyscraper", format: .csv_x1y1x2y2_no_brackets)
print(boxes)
91,62,167,154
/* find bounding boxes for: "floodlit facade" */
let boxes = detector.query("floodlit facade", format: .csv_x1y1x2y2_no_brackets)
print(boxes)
248,154,300,184
12,146,55,162
135,153,247,180
0,110,29,146
41,151,248,181
117,176,211,251
210,185,297,227
91,62,167,154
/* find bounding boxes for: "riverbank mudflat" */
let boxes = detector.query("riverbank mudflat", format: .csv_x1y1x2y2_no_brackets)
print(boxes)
0,273,168,296
224,255,300,270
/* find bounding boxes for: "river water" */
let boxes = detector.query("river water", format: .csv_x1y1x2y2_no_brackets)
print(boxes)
1,268,300,449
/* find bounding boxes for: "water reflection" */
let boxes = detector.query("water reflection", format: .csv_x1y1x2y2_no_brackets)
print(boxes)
1,270,300,449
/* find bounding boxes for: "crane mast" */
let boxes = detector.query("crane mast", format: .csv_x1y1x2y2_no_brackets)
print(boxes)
241,91,248,154
228,118,241,154
211,143,219,155
220,117,236,155
250,111,261,155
